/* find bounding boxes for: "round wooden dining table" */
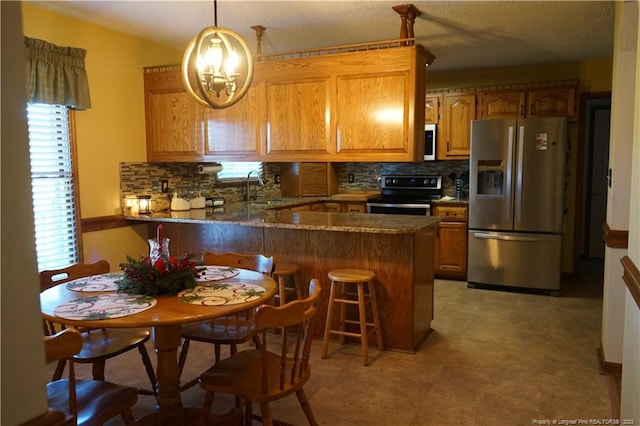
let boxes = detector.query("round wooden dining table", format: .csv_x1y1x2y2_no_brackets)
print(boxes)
39,268,277,426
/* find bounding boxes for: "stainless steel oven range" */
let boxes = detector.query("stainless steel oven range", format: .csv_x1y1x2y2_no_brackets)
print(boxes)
366,175,442,216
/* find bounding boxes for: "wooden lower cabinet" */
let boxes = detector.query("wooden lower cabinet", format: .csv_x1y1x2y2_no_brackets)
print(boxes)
433,203,468,280
341,202,366,213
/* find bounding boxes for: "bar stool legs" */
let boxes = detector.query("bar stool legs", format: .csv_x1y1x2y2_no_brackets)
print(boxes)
321,269,383,366
273,263,303,306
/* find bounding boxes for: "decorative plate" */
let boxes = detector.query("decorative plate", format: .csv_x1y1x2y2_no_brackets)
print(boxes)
54,294,157,320
65,273,122,292
177,282,266,306
195,266,240,282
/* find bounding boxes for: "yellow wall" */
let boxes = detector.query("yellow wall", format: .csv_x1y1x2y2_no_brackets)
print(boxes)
21,4,182,267
427,58,613,93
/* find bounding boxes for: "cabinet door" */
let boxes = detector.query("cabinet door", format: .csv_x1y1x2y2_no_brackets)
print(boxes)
425,95,440,124
264,78,331,158
434,221,468,276
440,94,476,159
335,73,407,156
479,91,525,119
144,71,205,161
319,202,342,212
528,87,576,120
341,202,365,213
205,86,262,160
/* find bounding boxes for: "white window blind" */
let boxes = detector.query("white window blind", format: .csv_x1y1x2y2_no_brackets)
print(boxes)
26,103,79,271
217,162,263,180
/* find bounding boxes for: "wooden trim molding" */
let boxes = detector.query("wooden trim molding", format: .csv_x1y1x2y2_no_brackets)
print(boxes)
621,255,640,310
602,223,629,248
81,215,139,233
597,344,622,376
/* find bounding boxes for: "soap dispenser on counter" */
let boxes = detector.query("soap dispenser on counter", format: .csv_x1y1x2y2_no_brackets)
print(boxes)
170,191,190,211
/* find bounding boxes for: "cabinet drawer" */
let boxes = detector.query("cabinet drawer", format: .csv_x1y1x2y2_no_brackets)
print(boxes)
433,205,468,222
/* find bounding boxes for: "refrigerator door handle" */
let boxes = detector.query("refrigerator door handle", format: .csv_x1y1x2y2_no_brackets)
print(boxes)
514,125,525,224
472,232,555,242
506,126,514,221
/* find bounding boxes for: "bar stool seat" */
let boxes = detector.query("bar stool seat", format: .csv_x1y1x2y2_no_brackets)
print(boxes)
321,268,383,366
273,263,303,306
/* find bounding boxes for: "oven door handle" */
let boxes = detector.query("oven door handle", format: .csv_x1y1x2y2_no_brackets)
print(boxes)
366,202,431,209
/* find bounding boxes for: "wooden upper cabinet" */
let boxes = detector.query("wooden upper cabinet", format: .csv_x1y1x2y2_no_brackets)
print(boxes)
144,69,206,162
479,91,526,119
335,72,406,156
528,87,577,120
205,86,262,161
256,44,428,162
439,94,476,159
264,78,331,159
425,94,440,124
279,162,338,197
144,44,429,162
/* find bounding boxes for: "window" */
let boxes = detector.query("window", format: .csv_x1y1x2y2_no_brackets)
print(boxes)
217,162,263,180
26,103,79,271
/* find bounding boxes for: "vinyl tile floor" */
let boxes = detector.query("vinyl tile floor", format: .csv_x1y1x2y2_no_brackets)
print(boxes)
57,267,613,425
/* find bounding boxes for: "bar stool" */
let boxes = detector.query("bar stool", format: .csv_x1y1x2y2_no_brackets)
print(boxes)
321,268,383,366
273,263,303,306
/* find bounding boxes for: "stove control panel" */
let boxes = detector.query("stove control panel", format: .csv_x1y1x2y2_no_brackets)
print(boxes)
381,175,442,190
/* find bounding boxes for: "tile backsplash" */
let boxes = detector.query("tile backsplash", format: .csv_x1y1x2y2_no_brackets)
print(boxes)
119,161,470,213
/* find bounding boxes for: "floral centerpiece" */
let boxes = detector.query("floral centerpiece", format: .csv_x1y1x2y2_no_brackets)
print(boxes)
116,253,203,296
116,224,204,296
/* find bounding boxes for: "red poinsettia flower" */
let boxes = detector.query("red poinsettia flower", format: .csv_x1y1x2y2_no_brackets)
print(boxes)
154,258,165,273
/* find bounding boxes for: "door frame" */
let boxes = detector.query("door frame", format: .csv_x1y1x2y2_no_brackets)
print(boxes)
573,92,611,274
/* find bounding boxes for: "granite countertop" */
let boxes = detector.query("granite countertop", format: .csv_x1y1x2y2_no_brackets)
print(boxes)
432,197,469,205
125,195,439,235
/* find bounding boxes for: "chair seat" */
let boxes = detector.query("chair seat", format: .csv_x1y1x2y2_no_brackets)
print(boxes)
76,328,150,360
182,317,254,344
199,349,310,403
47,379,138,426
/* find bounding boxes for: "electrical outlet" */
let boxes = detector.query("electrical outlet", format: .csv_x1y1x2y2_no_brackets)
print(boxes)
348,173,355,183
161,179,169,193
274,174,281,184
151,181,160,193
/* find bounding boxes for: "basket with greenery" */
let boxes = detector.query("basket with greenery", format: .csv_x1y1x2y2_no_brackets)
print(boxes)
116,254,204,296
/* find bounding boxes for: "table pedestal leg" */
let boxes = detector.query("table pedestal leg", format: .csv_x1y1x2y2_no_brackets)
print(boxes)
152,324,184,425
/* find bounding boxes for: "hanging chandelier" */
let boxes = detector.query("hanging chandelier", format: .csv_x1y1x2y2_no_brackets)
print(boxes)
182,0,254,109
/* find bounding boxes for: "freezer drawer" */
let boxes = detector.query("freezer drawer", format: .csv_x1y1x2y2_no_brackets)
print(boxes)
467,230,561,290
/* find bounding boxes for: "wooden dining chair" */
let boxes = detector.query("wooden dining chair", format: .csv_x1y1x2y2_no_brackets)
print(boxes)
40,260,157,396
178,252,274,391
43,328,139,426
198,279,322,426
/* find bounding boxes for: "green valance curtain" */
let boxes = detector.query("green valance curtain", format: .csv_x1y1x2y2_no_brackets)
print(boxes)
24,37,91,110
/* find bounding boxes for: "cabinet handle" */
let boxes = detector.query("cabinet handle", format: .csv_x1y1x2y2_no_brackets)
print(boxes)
447,141,450,151
520,104,524,117
530,104,535,115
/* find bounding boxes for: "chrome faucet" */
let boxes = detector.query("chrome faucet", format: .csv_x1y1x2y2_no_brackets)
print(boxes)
245,170,264,201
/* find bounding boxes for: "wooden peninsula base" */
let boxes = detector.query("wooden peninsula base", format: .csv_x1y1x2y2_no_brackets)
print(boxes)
153,220,435,353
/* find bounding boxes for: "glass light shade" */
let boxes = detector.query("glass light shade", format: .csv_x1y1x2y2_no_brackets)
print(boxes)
182,27,254,109
138,195,152,214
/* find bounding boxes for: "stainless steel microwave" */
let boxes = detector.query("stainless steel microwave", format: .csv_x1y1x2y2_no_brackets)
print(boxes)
424,123,436,161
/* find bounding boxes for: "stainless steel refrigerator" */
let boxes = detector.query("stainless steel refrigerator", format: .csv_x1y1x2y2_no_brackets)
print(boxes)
467,117,567,293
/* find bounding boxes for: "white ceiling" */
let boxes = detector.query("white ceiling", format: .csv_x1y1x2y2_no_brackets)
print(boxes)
26,0,616,72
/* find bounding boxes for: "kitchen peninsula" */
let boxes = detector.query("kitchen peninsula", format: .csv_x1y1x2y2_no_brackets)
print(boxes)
125,202,439,352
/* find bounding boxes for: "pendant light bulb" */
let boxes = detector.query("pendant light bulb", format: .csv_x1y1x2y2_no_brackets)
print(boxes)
181,1,254,109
